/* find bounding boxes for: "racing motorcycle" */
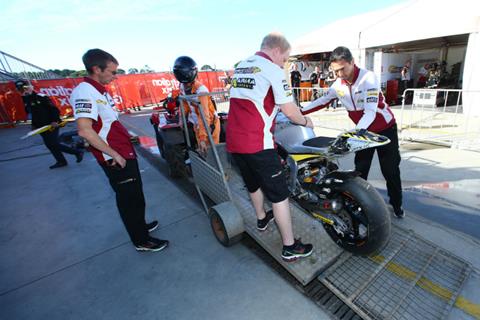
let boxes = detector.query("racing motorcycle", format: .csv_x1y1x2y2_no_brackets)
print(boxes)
274,115,391,255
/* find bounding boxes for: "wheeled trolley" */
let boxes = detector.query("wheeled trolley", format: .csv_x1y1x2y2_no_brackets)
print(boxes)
178,91,343,285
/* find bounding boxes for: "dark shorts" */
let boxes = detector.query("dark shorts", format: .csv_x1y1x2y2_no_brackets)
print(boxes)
232,149,290,203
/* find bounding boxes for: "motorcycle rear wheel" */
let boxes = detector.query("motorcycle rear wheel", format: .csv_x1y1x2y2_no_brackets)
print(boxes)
322,177,391,256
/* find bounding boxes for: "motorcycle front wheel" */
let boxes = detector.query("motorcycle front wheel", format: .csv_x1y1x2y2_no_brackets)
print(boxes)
322,177,391,256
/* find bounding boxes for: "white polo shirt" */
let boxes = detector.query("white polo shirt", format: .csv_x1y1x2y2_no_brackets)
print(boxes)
70,78,135,163
226,51,293,153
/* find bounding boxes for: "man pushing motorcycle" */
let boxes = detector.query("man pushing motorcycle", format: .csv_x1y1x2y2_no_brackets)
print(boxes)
302,46,404,218
226,32,315,261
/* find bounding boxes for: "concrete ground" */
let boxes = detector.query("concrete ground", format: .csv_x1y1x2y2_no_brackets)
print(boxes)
1,111,479,320
0,122,329,320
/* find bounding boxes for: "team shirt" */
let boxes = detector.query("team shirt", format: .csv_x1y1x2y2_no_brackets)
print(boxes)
302,65,395,133
226,52,293,153
70,77,135,163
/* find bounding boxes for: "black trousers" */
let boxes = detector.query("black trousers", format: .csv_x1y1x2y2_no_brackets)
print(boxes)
41,128,80,163
292,88,301,105
354,124,403,209
101,159,149,245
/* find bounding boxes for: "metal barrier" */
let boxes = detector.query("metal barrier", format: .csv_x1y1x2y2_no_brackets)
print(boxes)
0,50,61,81
398,88,480,151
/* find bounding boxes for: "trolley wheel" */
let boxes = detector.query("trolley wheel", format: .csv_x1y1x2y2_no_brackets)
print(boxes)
209,202,244,247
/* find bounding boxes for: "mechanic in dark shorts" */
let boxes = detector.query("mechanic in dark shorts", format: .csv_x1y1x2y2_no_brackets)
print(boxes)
227,32,314,261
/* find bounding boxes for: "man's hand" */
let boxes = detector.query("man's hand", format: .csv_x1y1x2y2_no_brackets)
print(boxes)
305,116,314,128
110,153,127,168
198,140,208,156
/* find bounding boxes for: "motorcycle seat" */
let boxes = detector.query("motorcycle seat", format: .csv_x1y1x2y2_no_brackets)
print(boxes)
302,136,335,148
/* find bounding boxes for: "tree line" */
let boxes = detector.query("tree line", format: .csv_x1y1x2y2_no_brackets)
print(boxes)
48,64,217,78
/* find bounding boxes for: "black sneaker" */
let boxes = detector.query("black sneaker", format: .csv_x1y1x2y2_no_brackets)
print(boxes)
146,220,159,232
49,162,67,169
393,206,405,218
135,237,168,252
281,239,313,262
257,210,274,231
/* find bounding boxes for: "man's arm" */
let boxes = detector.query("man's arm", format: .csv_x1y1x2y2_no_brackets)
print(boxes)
195,95,213,155
301,86,338,115
279,102,313,128
76,117,126,168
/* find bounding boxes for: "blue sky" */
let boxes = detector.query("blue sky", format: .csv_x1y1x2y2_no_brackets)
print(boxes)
0,0,407,72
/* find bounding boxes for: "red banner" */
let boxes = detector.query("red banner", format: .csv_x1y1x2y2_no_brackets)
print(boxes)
0,82,26,124
0,71,229,124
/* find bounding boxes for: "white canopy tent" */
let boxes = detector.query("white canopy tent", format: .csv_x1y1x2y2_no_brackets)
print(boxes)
291,0,480,115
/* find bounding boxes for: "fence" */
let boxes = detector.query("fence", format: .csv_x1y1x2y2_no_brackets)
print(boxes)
291,87,480,152
0,50,60,81
398,88,480,151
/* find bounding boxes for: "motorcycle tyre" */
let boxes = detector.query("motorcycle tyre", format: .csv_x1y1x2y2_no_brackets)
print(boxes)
322,177,391,256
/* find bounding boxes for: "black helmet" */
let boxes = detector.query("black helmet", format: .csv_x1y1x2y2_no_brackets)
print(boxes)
173,56,198,83
14,79,29,90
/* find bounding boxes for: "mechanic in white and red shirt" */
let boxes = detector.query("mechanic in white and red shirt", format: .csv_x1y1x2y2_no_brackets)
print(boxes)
302,46,404,218
70,49,168,252
226,32,314,261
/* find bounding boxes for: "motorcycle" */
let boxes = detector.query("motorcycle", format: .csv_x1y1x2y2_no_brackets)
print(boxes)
274,114,391,256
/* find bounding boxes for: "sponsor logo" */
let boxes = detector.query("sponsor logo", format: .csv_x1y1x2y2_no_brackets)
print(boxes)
151,78,180,94
388,65,402,73
367,91,377,97
39,86,73,106
96,99,107,105
336,90,345,97
357,99,364,103
231,77,255,89
366,97,378,103
75,102,92,109
39,86,73,97
234,66,261,74
111,95,123,105
75,102,93,114
354,90,363,95
283,84,289,90
366,88,377,92
75,108,91,114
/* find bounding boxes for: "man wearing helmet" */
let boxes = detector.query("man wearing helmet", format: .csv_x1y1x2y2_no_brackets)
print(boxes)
173,56,220,155
227,32,314,261
15,79,84,169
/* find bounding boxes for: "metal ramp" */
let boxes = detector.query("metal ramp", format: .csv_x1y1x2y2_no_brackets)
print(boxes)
190,144,343,285
318,227,472,320
228,165,343,285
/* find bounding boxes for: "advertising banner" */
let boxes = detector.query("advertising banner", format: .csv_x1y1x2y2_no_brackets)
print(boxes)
0,71,229,124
